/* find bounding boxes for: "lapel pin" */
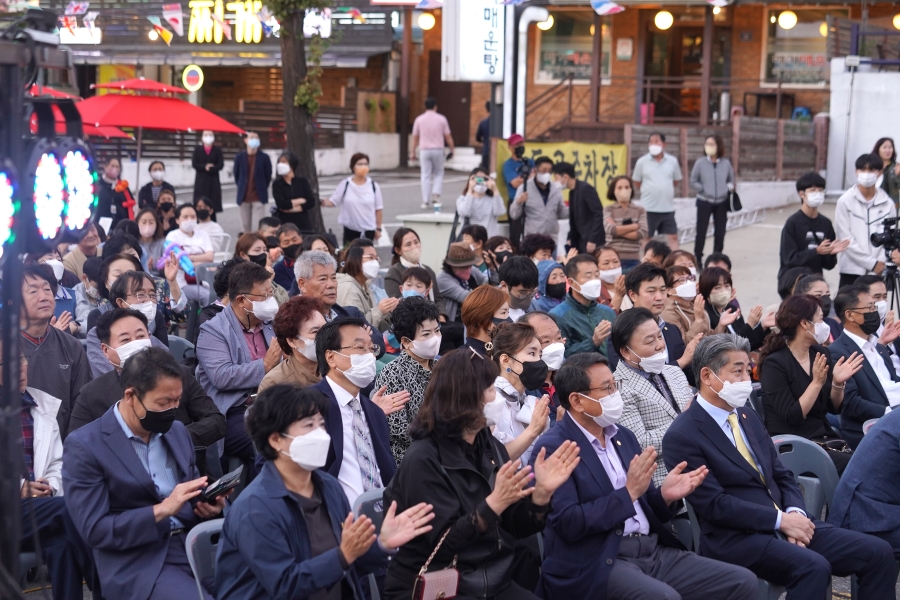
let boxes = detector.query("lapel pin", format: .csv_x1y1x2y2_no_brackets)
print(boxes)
616,440,622,446
742,413,747,419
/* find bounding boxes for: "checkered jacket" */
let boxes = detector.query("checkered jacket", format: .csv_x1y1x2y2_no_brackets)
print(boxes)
615,362,694,487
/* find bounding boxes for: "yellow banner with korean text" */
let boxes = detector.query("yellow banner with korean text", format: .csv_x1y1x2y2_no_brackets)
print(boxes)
494,140,627,208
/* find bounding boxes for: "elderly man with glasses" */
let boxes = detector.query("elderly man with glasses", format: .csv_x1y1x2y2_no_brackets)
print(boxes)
311,317,396,505
828,284,900,448
197,261,282,473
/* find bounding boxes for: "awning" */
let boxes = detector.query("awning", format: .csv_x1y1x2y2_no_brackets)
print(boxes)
66,48,390,68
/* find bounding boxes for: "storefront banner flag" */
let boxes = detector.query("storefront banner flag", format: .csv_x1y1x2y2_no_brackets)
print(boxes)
59,15,78,34
257,6,277,37
211,12,232,40
590,0,623,16
163,4,185,36
147,16,174,45
416,0,442,9
494,141,627,206
82,11,98,33
65,1,89,15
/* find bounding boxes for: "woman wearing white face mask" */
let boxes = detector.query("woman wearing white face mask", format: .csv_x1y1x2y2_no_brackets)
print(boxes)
321,153,384,246
337,238,396,331
603,175,647,272
758,295,864,474
455,166,506,237
509,156,569,238
700,267,768,351
595,246,626,312
375,296,442,462
612,308,694,486
165,204,214,305
663,265,737,346
137,160,175,210
192,129,224,214
690,135,735,266
272,150,317,232
259,296,326,393
217,384,436,599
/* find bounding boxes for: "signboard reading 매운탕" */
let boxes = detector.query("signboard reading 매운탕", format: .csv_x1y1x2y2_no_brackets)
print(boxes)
442,0,505,82
494,141,627,207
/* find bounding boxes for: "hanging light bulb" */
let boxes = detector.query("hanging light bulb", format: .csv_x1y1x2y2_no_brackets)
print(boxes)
417,13,435,31
893,14,900,30
777,11,798,30
654,10,674,31
148,29,159,40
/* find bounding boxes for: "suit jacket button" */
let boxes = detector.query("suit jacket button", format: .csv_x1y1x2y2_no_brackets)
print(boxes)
606,559,613,565
616,529,623,535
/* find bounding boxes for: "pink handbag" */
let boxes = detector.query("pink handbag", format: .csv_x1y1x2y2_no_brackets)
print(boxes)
412,528,459,600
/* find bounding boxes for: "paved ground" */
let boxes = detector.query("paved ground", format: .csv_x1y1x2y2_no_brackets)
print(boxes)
19,178,875,599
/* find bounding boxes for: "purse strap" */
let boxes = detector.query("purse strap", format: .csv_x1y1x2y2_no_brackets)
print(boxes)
418,528,458,576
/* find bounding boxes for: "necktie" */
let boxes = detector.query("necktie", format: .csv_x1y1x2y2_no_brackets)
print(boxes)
727,413,763,482
349,398,381,492
650,373,680,414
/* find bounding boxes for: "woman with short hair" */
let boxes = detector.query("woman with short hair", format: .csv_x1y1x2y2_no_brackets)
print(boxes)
322,152,384,245
337,238,396,331
690,135,735,265
461,285,510,356
272,150,317,232
259,296,326,392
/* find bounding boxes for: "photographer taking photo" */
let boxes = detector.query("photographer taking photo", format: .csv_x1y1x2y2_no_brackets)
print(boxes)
503,134,534,247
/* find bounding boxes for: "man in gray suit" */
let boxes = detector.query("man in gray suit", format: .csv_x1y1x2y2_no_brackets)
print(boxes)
829,408,900,556
196,261,281,468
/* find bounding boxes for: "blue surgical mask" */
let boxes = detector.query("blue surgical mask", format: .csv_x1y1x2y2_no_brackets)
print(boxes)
247,138,261,149
402,289,423,298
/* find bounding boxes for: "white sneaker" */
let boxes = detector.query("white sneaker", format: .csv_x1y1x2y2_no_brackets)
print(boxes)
421,202,430,209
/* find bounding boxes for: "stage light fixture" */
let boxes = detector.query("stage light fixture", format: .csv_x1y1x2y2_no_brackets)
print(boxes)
0,163,16,261
29,142,66,244
61,147,97,233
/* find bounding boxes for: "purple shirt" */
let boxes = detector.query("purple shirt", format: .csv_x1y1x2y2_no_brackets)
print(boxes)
571,419,650,535
242,324,267,361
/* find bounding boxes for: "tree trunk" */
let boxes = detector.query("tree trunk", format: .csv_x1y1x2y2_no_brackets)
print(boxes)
281,10,325,233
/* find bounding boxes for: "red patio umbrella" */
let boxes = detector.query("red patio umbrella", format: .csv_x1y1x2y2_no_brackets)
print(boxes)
91,77,189,95
76,94,244,187
27,85,131,138
29,84,81,99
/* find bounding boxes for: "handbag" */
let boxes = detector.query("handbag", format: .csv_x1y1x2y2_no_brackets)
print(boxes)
413,528,459,600
728,189,742,213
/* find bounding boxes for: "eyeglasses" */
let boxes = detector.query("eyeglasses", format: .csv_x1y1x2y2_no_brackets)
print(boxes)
673,275,696,286
584,381,623,396
362,255,381,263
849,305,876,314
511,288,537,300
340,344,379,355
128,291,159,304
243,291,275,301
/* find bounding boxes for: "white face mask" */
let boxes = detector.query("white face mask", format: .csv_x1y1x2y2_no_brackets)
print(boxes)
627,345,667,374
579,391,623,428
712,371,752,409
574,278,603,300
247,296,278,322
336,352,376,388
362,260,381,280
649,144,663,156
112,337,152,368
808,321,831,345
675,281,697,300
689,267,697,277
483,396,506,427
150,170,165,181
473,184,487,194
44,259,65,282
614,189,632,203
599,268,621,284
139,224,157,238
276,162,291,176
295,336,318,361
408,335,442,360
85,284,99,300
126,300,157,324
876,300,888,321
805,191,825,208
536,172,552,185
179,219,197,233
541,342,566,371
202,135,215,145
858,172,879,188
282,428,331,471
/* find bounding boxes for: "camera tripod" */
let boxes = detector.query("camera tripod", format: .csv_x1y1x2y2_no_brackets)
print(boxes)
884,259,900,315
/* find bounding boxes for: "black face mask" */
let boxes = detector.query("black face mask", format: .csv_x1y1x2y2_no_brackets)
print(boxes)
510,357,549,390
860,310,882,336
159,202,174,213
545,282,567,299
494,250,513,265
492,316,513,327
248,252,267,267
283,244,302,260
196,209,211,221
136,396,177,434
514,145,525,158
818,295,832,318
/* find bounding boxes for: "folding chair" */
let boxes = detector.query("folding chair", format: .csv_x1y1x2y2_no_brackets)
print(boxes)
168,335,196,365
771,434,839,519
353,488,386,600
185,519,225,600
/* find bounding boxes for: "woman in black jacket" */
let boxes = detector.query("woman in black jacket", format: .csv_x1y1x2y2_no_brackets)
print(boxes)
192,130,224,213
272,150,317,232
384,348,579,600
699,266,768,350
137,161,175,209
758,294,864,474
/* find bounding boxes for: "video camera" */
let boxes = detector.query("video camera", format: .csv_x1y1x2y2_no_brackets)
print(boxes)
870,217,900,251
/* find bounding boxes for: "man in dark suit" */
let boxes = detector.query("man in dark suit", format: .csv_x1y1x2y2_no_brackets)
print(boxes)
829,408,900,556
63,348,226,600
69,308,225,472
295,249,386,358
552,161,605,254
828,284,900,448
312,317,396,505
531,352,756,599
662,334,895,600
233,130,273,235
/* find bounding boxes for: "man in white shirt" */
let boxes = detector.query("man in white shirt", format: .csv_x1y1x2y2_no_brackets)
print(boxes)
829,285,900,448
311,317,396,504
834,153,897,288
